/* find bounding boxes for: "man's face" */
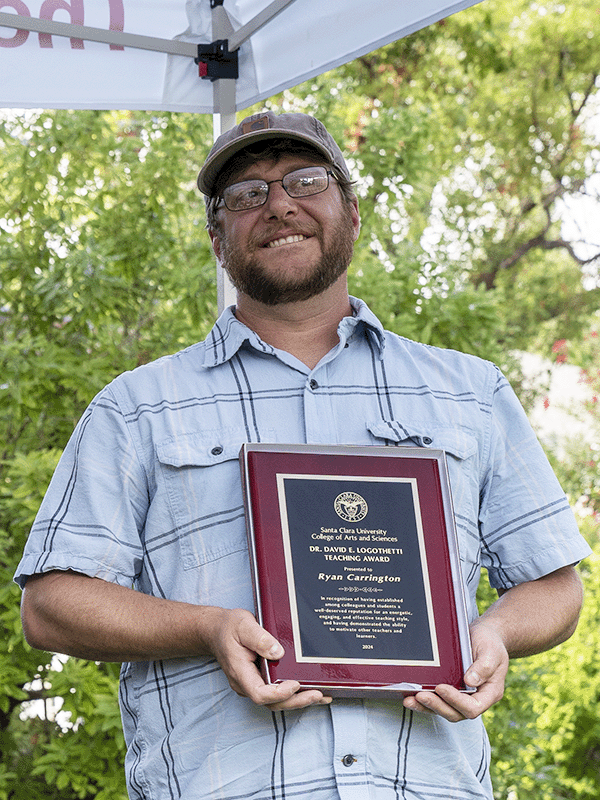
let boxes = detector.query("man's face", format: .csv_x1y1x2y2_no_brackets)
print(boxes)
209,155,360,306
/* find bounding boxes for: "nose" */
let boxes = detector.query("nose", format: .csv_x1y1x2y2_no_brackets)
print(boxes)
261,180,298,220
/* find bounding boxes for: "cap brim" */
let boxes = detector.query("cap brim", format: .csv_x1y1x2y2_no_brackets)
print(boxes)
197,130,334,196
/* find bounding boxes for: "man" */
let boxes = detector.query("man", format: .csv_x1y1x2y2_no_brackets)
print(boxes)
16,111,590,800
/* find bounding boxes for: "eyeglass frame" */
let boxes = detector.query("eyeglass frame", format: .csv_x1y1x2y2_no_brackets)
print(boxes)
216,165,337,212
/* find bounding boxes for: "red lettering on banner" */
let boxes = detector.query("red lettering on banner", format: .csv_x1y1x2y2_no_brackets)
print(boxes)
0,0,124,49
39,0,84,48
107,0,123,50
0,0,30,47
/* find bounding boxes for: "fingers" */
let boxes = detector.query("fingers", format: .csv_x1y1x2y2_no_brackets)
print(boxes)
227,646,332,710
403,687,481,723
211,610,281,699
403,625,510,722
403,679,500,723
230,609,284,661
263,684,333,711
207,608,331,710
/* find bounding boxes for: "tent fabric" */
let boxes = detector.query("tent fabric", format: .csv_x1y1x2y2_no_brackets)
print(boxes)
1,0,483,113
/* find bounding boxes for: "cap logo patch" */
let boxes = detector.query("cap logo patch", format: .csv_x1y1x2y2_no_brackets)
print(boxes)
242,116,271,134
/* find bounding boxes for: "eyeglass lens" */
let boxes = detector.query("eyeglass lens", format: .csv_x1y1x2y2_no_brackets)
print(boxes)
222,166,330,211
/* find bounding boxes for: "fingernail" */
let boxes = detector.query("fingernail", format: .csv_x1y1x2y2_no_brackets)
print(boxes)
467,670,482,686
268,644,284,659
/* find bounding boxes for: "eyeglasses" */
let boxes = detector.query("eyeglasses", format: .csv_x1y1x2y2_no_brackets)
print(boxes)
219,166,335,212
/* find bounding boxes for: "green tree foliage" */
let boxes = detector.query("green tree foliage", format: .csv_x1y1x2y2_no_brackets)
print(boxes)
480,531,600,800
1,0,599,796
262,0,600,362
476,323,600,799
545,328,600,515
0,110,216,798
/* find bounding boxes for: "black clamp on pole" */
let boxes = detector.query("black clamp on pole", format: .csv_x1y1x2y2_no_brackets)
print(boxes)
195,39,239,81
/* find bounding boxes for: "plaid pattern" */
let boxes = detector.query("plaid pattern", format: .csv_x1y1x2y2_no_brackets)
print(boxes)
16,298,590,800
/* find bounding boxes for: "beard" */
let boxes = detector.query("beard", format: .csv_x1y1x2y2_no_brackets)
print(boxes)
219,204,356,306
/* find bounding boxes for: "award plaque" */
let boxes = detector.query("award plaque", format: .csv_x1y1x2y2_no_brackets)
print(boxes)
239,443,474,697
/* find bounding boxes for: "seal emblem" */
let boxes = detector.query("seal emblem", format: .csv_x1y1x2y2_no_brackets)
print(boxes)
334,492,368,523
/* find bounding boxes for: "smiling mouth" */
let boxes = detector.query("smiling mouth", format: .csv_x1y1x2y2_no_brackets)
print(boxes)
264,234,309,249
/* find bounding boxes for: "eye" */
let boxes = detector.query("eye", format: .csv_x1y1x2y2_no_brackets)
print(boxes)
285,168,328,196
244,187,264,200
225,181,267,210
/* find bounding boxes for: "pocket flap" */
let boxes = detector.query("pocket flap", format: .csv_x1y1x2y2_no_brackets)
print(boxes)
156,429,251,468
368,421,477,460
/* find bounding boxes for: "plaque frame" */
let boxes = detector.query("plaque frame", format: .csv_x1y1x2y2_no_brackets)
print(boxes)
240,443,474,697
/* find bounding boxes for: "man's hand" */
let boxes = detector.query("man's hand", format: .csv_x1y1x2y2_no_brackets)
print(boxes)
402,622,509,722
22,573,331,711
402,566,583,722
204,607,332,711
22,572,495,716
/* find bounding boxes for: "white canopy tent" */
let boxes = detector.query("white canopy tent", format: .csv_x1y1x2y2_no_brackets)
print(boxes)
1,0,484,307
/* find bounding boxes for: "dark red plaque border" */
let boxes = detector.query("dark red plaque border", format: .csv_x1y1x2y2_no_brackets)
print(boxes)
240,444,473,697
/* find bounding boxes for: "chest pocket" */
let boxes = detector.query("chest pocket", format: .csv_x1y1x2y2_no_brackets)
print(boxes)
367,421,477,459
367,421,481,584
156,429,274,570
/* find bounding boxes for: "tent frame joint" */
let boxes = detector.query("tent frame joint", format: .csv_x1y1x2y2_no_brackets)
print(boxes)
195,39,239,81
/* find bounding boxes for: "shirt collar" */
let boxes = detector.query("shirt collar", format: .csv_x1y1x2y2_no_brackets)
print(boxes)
201,295,386,368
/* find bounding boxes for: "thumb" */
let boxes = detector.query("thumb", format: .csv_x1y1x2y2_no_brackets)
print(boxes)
237,615,284,661
464,664,484,688
464,634,509,689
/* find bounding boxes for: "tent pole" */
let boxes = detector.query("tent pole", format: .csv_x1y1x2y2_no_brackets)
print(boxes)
229,0,295,51
210,0,296,314
0,12,197,55
213,79,237,314
211,0,237,313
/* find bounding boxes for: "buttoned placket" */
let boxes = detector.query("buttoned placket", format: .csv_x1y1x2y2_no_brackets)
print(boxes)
330,701,369,799
208,309,384,796
302,335,355,444
289,330,374,795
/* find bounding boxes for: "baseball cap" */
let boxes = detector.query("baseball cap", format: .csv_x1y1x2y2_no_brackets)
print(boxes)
197,111,351,197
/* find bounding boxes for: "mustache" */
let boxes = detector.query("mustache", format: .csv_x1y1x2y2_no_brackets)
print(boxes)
249,223,320,248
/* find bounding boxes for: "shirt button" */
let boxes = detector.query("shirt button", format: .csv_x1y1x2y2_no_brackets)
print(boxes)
341,754,356,767
211,446,223,456
309,379,319,390
422,437,433,446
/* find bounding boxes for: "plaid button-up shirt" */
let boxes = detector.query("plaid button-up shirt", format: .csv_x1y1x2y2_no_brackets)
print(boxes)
16,298,590,800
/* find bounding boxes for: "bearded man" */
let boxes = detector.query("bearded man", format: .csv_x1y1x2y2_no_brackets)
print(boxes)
16,112,590,800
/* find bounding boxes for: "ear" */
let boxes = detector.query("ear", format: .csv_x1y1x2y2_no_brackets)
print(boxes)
209,229,223,264
350,197,361,242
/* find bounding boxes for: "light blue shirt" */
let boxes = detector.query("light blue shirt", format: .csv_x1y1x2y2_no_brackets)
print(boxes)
16,298,590,800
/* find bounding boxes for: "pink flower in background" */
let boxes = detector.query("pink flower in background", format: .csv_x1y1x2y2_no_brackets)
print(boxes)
552,339,568,364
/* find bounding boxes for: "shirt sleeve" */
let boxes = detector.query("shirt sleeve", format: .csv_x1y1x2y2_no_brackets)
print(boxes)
478,368,591,590
14,384,148,589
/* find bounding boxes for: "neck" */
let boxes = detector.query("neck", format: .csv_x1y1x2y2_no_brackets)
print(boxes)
234,275,352,370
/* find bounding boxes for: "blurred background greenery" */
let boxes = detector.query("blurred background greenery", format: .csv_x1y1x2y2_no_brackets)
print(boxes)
1,1,599,796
